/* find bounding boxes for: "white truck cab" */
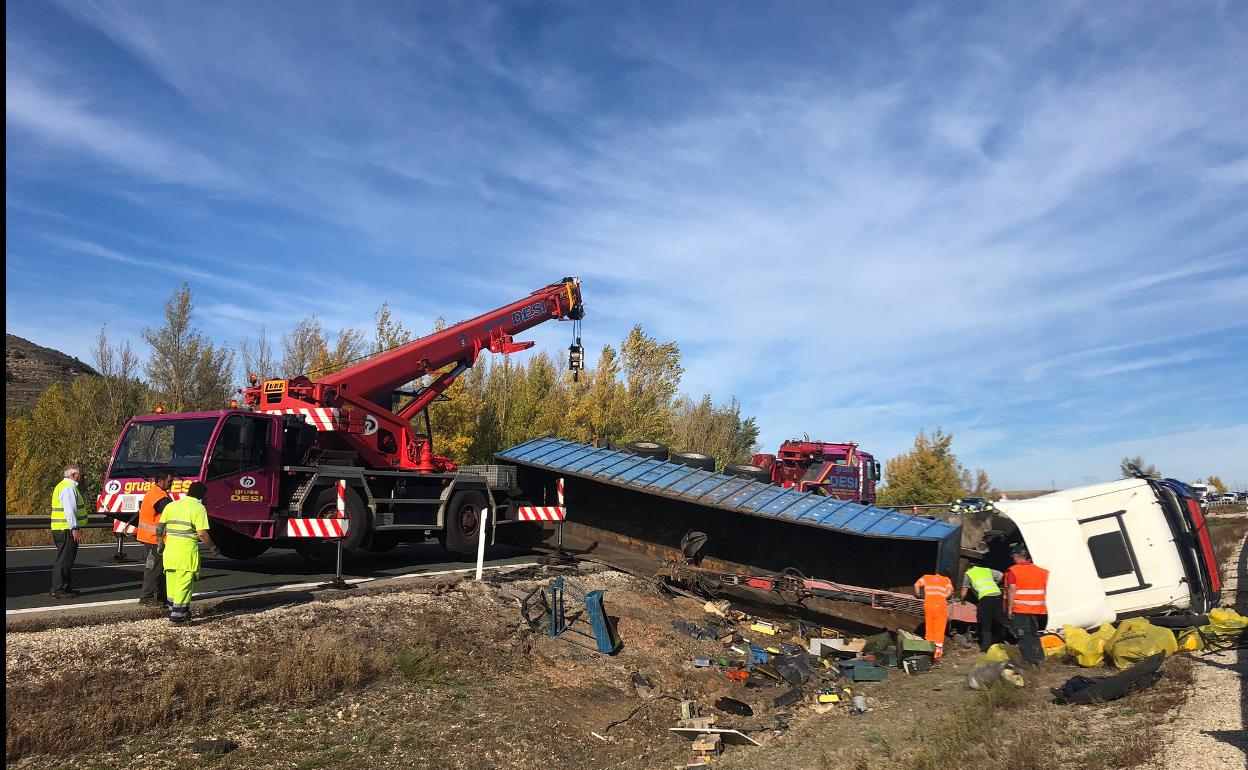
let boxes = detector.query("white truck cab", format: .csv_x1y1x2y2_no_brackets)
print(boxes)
986,478,1220,629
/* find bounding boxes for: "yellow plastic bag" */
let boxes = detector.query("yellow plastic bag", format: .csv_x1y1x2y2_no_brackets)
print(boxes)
1177,627,1205,651
1108,617,1178,670
1203,608,1247,641
1063,622,1116,667
976,642,1021,665
1041,633,1067,658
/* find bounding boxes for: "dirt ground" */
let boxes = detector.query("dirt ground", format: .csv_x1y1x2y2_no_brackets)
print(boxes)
5,550,1240,770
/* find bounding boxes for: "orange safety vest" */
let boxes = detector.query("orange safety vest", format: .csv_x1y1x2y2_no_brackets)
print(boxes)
1008,562,1049,615
914,574,953,602
136,487,170,545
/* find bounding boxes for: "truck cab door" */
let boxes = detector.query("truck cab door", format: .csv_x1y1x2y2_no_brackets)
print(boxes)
204,414,279,528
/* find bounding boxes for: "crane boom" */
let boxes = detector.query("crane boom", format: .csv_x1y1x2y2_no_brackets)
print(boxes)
241,278,584,472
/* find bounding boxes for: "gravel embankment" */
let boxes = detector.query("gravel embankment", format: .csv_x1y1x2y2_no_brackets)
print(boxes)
1152,530,1246,769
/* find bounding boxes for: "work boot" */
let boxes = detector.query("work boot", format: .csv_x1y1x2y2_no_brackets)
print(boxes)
63,588,82,596
50,590,72,600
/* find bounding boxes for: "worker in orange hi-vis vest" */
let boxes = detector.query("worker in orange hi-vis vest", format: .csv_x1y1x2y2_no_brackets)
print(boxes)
136,472,174,607
1005,546,1050,666
914,571,954,662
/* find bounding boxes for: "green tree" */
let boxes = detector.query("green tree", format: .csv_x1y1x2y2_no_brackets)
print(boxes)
309,327,368,377
670,394,760,468
141,283,233,411
281,317,325,377
373,302,412,354
239,326,276,384
878,428,973,506
1120,456,1159,478
617,326,682,443
1206,475,1227,495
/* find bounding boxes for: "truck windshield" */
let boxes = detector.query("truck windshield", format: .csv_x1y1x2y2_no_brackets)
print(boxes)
110,418,218,477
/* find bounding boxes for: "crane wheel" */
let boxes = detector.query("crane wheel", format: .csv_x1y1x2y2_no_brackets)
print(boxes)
441,489,488,557
724,464,771,482
209,521,271,560
626,441,669,461
670,451,715,471
294,484,369,562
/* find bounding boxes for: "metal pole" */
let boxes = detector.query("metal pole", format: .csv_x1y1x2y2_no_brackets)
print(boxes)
335,538,344,583
112,532,130,562
475,507,490,581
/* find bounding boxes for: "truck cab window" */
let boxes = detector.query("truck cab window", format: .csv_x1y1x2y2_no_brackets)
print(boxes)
207,415,269,478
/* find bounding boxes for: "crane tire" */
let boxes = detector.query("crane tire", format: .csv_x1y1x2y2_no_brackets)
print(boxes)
293,484,369,561
671,451,715,471
627,441,669,461
209,521,271,560
441,489,488,557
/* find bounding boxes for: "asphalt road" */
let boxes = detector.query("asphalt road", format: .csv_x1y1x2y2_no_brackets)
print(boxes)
5,541,538,614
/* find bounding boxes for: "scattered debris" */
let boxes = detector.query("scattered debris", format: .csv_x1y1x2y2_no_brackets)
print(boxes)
1051,653,1165,704
713,697,753,717
966,661,1026,690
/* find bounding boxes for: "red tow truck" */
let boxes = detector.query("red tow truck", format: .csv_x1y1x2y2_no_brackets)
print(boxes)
725,439,881,504
96,278,584,559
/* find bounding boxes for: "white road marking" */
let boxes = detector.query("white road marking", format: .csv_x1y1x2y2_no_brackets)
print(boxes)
6,563,146,574
5,561,536,615
6,543,131,552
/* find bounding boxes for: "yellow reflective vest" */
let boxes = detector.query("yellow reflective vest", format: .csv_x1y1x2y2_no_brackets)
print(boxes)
159,497,209,572
50,479,87,531
965,566,1001,598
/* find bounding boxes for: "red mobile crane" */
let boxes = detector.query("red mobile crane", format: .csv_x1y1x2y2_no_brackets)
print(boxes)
97,278,584,560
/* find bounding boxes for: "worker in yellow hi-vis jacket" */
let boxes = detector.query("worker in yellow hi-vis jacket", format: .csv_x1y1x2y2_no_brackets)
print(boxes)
157,481,214,625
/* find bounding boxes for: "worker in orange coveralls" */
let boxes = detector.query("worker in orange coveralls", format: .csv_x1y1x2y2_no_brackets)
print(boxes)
914,571,954,662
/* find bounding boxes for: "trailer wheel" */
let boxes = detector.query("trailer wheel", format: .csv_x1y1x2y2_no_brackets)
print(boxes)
725,464,770,482
627,441,669,461
671,451,715,471
441,489,487,557
209,521,271,560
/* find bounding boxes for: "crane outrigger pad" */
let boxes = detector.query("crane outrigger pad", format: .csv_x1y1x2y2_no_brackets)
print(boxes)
496,438,962,589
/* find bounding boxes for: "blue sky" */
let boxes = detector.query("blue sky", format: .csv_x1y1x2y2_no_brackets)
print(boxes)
6,1,1247,489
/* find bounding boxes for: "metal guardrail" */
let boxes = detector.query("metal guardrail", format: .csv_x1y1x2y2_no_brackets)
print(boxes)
6,516,114,530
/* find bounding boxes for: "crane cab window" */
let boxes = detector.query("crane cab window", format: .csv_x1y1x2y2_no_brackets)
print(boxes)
207,415,269,478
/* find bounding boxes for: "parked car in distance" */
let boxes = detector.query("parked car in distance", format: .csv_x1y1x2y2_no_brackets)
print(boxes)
950,497,996,514
1219,493,1237,503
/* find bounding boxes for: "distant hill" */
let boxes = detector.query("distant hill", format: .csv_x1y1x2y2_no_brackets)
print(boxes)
5,335,98,415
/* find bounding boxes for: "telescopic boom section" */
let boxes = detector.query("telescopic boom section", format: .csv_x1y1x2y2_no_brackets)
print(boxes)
242,278,584,472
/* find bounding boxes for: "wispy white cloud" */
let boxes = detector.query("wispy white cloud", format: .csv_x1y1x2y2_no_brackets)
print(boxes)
6,1,1247,487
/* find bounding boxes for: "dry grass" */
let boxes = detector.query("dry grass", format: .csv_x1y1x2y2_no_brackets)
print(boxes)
1208,516,1248,575
5,631,385,759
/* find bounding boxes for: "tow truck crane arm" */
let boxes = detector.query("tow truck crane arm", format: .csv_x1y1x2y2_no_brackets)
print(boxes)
242,278,584,472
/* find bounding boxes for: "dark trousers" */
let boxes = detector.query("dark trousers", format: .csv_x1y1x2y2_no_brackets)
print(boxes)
51,530,78,593
976,594,1006,651
1010,613,1046,664
142,544,166,601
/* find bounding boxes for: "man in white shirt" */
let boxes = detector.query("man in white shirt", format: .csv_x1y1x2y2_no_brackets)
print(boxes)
50,464,87,599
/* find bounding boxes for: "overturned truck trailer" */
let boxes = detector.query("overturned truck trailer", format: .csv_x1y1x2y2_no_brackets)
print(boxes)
496,438,962,630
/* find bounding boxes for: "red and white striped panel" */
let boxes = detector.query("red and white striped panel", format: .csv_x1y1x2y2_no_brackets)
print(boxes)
516,506,566,521
97,491,186,513
284,518,350,538
263,407,341,431
111,519,137,536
